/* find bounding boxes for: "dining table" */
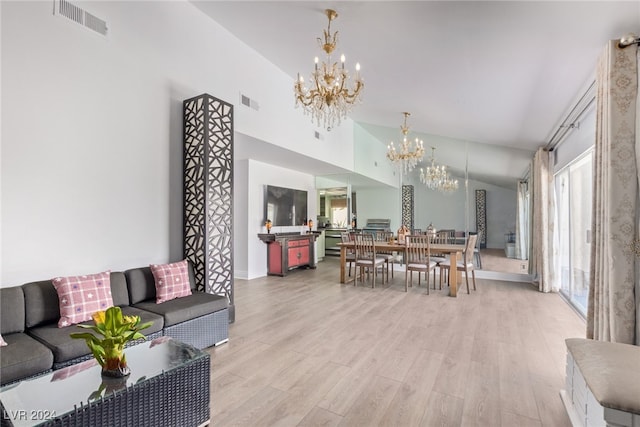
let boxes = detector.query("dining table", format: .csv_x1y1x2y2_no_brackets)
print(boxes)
337,241,467,297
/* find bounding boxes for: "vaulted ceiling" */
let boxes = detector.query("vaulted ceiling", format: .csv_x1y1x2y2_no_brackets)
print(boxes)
192,1,639,187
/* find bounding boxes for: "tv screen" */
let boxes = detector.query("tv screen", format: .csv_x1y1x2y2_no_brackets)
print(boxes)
264,185,308,226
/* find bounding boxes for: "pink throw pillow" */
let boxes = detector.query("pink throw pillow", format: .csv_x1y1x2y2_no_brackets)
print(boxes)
0,333,7,347
150,260,192,304
52,271,113,328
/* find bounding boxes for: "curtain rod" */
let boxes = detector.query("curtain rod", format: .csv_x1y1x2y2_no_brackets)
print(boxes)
544,80,596,152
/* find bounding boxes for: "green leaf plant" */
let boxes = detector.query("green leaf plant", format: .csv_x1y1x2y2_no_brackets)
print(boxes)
70,306,152,372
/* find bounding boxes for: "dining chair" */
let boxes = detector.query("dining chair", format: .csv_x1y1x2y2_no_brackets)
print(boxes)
437,234,478,294
472,231,482,268
341,232,356,278
430,230,451,264
353,233,386,288
429,230,452,284
404,234,437,293
440,229,456,241
374,230,395,280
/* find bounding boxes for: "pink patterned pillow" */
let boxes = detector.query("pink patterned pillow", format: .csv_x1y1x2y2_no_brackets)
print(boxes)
51,271,113,328
150,260,192,304
0,333,7,347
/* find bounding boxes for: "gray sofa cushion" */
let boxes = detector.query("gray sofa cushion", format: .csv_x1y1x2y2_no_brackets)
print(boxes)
22,280,60,328
125,262,196,305
0,332,53,385
28,309,164,365
134,292,227,327
22,272,130,329
119,306,165,334
0,286,25,334
110,272,130,307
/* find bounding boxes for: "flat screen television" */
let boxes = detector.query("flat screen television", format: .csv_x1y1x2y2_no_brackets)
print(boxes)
264,185,308,226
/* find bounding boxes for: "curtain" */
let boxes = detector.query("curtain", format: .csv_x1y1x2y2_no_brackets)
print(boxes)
587,40,637,345
515,180,529,260
531,148,557,292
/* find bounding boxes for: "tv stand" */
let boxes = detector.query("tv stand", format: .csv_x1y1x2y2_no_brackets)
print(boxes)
257,233,318,276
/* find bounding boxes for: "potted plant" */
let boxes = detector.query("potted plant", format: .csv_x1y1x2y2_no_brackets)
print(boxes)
70,306,152,377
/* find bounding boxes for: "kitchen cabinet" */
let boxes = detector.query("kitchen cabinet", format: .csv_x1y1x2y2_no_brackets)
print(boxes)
316,229,325,262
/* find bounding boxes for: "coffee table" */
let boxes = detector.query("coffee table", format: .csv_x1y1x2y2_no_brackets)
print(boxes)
0,337,210,426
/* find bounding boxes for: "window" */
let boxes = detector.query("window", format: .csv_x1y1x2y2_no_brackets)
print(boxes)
554,150,593,317
330,197,348,228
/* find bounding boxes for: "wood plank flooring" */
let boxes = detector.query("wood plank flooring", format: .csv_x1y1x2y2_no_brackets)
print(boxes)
208,258,585,426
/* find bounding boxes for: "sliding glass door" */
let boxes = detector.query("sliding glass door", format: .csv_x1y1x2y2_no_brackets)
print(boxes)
555,150,593,316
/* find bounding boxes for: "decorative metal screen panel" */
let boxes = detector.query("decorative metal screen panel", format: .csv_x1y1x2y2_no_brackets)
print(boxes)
476,189,487,249
402,185,414,231
184,94,234,321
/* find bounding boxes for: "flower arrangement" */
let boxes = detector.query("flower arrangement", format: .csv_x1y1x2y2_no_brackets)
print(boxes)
70,306,152,377
265,219,272,233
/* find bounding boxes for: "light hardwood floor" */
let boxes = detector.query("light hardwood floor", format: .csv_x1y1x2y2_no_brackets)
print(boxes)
208,257,585,426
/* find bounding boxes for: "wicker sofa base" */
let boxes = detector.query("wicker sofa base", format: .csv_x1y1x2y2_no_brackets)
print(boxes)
163,309,229,350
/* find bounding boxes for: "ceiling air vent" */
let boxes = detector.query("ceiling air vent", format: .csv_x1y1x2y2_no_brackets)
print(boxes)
54,0,108,36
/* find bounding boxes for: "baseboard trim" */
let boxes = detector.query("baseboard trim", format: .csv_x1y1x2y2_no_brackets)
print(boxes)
474,270,533,282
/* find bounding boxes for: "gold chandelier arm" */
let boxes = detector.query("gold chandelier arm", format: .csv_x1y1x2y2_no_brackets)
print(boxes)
294,8,362,131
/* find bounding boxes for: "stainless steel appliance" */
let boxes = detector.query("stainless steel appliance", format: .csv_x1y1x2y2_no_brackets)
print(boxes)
362,218,391,234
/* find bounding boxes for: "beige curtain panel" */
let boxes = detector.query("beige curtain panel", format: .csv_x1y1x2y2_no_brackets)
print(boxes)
531,148,556,292
587,40,638,345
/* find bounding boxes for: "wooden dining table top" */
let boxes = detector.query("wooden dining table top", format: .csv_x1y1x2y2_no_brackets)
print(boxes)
337,241,466,253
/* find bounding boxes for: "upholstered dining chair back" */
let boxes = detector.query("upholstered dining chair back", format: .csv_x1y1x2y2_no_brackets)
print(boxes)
464,234,478,266
469,231,482,268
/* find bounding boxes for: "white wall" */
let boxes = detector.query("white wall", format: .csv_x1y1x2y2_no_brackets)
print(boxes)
239,159,317,280
0,1,349,286
355,187,402,231
353,124,398,187
234,159,249,279
474,181,517,249
364,174,517,249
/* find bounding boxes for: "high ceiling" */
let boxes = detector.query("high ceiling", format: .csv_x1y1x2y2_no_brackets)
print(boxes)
192,1,639,186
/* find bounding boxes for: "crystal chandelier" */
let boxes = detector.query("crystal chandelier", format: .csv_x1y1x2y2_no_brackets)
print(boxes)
386,112,425,175
420,147,459,193
294,9,364,131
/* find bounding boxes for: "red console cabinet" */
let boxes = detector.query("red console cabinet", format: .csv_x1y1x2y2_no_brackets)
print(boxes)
258,233,317,276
